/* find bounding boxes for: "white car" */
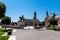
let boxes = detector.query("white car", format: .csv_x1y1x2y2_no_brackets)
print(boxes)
24,26,34,30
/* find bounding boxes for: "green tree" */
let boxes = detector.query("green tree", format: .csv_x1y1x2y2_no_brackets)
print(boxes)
1,16,11,31
0,2,6,19
49,19,57,27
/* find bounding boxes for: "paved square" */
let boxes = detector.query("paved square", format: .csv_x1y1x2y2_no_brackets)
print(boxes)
12,29,60,40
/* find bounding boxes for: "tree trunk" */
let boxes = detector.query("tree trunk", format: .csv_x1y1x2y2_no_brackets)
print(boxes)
5,25,6,31
53,25,55,28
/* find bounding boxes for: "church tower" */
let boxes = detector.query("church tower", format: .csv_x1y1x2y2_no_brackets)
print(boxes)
45,11,49,27
33,11,37,20
46,11,48,18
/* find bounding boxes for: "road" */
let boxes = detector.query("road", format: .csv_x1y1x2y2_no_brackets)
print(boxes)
12,29,60,40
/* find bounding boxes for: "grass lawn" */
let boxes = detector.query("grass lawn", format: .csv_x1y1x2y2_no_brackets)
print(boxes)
0,28,9,40
46,27,54,30
0,36,9,40
46,27,60,31
0,32,4,36
0,28,5,36
0,28,5,32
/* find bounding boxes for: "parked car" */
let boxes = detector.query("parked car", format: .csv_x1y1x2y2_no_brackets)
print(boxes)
24,26,34,30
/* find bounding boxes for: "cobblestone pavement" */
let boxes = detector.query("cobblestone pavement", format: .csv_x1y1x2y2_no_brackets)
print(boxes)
12,29,60,40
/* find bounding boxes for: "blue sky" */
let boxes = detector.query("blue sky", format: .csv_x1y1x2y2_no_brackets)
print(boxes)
0,0,60,22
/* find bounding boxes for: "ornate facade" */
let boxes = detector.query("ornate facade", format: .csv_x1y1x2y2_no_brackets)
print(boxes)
17,12,41,28
44,11,60,27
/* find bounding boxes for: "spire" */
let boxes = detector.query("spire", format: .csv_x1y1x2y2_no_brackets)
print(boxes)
53,12,56,16
22,15,24,18
34,11,36,16
33,11,37,20
22,15,24,20
19,15,24,20
46,11,48,17
52,12,56,18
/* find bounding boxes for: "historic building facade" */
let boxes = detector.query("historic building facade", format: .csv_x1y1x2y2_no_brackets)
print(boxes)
44,11,60,27
17,12,41,28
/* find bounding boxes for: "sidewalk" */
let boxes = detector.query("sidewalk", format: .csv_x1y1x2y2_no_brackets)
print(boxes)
2,32,7,36
8,29,16,40
8,35,16,40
